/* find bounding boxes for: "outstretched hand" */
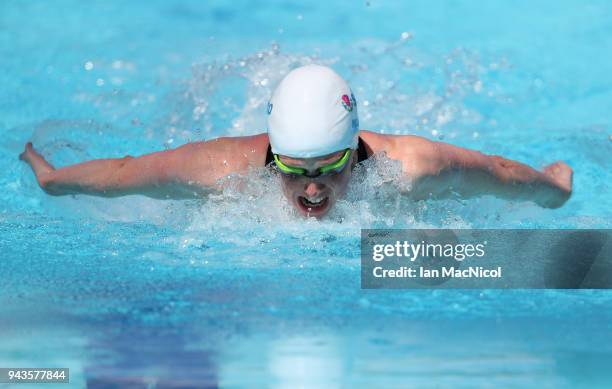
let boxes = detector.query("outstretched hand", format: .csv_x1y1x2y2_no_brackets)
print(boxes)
19,141,54,172
19,142,56,192
543,161,573,194
18,142,36,164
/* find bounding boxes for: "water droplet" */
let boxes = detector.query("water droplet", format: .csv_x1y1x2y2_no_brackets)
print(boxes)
400,31,412,40
96,78,105,86
84,61,94,71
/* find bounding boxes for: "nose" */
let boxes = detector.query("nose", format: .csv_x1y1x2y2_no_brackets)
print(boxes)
304,181,324,197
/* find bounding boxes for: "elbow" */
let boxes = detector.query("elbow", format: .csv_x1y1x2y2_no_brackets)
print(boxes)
38,172,63,196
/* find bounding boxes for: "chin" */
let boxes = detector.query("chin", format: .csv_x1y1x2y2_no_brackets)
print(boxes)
294,195,334,218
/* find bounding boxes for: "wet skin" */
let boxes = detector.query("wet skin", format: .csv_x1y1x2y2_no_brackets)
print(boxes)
19,131,573,214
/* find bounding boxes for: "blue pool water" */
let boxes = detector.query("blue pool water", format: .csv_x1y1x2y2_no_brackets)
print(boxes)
1,0,611,387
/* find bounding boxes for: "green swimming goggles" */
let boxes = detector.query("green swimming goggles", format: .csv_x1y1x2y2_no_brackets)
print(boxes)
274,149,352,177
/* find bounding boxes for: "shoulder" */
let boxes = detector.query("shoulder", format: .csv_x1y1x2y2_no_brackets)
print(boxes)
182,133,270,167
359,130,435,153
166,133,270,184
358,130,441,177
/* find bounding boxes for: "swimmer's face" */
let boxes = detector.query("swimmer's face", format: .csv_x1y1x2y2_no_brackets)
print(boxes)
277,150,355,218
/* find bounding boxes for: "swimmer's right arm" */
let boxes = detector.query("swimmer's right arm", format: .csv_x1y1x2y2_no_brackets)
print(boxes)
18,134,270,199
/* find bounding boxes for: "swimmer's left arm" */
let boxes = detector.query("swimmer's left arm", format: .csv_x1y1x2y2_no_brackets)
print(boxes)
389,135,573,208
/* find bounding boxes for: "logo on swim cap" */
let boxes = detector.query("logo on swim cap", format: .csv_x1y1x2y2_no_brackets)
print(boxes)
341,93,357,112
267,101,273,115
341,94,353,112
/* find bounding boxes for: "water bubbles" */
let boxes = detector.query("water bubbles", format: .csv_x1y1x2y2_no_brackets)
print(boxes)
400,32,412,41
193,104,207,120
96,78,105,86
296,14,303,20
84,61,94,71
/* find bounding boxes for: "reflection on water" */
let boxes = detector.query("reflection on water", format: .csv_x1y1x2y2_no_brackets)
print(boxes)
3,306,612,388
84,325,218,388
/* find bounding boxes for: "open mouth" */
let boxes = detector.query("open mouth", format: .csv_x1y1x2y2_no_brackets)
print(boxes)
297,196,330,216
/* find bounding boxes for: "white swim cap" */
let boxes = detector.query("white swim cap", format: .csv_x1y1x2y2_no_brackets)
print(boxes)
267,64,359,158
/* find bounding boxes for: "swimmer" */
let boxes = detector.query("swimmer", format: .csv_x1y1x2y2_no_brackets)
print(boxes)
19,65,572,218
